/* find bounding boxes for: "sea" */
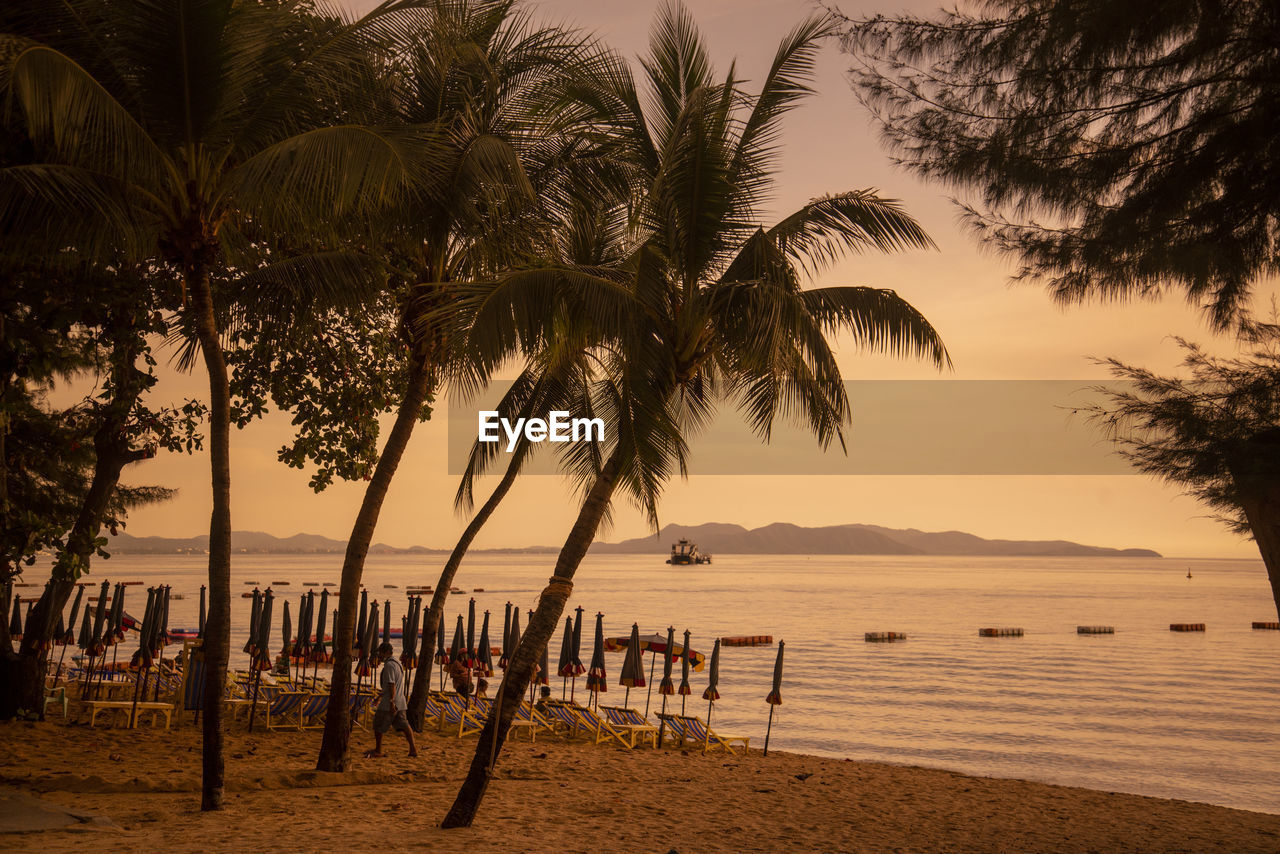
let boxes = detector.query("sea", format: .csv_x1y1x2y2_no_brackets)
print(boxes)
38,552,1280,815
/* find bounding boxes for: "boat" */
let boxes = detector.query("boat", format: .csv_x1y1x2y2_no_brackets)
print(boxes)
666,538,712,565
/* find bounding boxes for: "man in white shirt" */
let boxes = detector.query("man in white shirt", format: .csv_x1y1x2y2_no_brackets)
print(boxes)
366,642,418,758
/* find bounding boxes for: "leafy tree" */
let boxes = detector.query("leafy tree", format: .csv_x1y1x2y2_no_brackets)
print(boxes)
835,0,1280,329
1,0,435,808
1087,327,1280,616
439,5,948,826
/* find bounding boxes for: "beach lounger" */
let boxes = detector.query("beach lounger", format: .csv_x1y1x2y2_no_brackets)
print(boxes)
430,692,484,737
656,712,690,748
85,699,174,730
264,691,310,731
549,701,655,749
298,692,331,729
676,714,749,753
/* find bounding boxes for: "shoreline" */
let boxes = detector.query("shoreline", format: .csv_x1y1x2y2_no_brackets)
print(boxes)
3,718,1278,852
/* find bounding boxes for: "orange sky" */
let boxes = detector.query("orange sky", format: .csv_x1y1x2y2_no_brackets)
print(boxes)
67,0,1274,559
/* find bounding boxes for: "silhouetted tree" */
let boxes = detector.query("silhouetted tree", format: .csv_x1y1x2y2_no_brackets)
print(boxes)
1087,327,1280,616
836,0,1280,329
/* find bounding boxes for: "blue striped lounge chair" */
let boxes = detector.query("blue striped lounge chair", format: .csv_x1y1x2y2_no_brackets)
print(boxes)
264,691,310,731
676,714,749,753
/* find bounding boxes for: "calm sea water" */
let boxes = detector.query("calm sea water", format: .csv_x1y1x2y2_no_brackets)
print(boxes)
43,552,1280,814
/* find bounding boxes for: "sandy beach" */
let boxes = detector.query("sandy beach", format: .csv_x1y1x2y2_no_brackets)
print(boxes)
2,716,1277,853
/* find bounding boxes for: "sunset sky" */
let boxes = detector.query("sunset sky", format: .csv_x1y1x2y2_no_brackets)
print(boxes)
77,0,1275,559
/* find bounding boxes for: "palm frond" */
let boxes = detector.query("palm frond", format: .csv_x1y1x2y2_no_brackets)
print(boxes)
768,191,935,277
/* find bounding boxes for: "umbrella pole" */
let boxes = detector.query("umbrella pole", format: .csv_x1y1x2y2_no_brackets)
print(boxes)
645,653,656,717
659,695,668,746
624,686,630,709
82,653,95,700
348,671,362,736
764,705,775,757
248,666,262,732
570,676,575,703
54,644,67,686
129,665,145,729
561,676,566,701
153,646,164,702
705,698,713,752
110,644,119,678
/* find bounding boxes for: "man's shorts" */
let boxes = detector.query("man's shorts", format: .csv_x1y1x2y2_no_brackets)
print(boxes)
373,708,411,734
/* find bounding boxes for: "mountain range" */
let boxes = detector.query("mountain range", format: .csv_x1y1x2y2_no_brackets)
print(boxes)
591,522,1160,557
110,523,1159,558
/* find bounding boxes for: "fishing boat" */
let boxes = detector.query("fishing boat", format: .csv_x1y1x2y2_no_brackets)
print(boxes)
666,538,712,565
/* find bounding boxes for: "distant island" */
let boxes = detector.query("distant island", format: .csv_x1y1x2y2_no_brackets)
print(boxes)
110,523,1159,558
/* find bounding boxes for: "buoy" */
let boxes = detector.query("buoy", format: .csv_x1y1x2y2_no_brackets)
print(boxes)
978,627,1024,637
719,635,773,647
1252,622,1280,630
1077,626,1115,634
864,632,907,642
1169,623,1206,632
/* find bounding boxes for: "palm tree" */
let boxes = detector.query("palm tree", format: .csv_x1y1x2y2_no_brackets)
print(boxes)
439,4,949,826
1,0,436,809
314,0,611,770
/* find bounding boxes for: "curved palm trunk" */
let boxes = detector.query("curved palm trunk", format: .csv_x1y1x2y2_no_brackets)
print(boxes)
406,452,522,730
316,357,433,772
190,265,233,812
441,449,623,828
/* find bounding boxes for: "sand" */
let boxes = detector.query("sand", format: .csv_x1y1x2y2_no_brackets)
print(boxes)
2,716,1277,853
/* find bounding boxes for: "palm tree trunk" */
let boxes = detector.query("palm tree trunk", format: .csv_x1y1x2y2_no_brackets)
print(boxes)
190,264,232,812
441,448,623,828
406,451,523,730
316,357,433,772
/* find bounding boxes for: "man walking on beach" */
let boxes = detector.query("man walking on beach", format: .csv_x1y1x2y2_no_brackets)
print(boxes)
367,642,417,758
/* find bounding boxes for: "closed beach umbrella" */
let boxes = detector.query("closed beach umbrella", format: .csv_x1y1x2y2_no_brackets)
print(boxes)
254,591,274,670
557,617,575,678
507,607,521,663
8,595,20,641
244,588,262,654
475,610,493,678
659,626,676,696
280,600,293,660
355,589,368,653
198,585,206,639
33,582,54,651
537,634,550,687
158,586,171,648
294,592,313,662
499,602,512,670
63,586,84,645
381,598,391,646
89,580,109,654
678,629,693,714
402,597,420,670
703,638,721,746
435,612,448,665
571,606,585,676
53,610,65,646
764,640,785,756
312,589,330,663
586,612,607,704
620,623,645,708
450,614,466,671
77,601,92,650
109,583,127,643
465,598,476,669
702,638,720,702
131,587,157,669
357,600,379,677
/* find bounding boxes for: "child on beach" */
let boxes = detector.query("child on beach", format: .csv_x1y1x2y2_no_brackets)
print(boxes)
366,642,417,759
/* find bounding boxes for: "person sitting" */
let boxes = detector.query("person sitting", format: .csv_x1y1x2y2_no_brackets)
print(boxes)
449,658,474,699
475,678,489,700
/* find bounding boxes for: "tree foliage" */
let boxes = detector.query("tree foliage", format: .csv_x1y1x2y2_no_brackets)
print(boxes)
836,0,1280,329
1087,327,1280,535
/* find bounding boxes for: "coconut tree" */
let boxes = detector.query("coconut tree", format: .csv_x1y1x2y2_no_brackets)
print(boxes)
314,0,613,770
439,4,949,826
1,0,439,809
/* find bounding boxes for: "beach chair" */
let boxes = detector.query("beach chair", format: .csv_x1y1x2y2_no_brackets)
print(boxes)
44,686,68,719
676,714,749,754
656,713,690,748
541,700,589,739
431,691,484,737
85,698,174,730
264,691,310,731
298,692,331,729
349,690,376,729
552,701,655,749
